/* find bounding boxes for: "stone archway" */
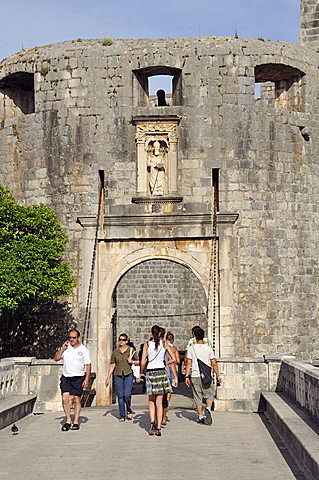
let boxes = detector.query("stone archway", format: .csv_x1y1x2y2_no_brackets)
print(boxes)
112,259,208,352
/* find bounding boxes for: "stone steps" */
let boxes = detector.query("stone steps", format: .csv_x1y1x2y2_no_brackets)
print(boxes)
0,395,37,430
261,391,319,480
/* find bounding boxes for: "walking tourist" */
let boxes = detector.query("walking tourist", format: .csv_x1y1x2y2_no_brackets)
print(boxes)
183,325,212,373
105,333,139,422
54,329,92,431
185,327,221,425
162,331,180,425
140,325,177,436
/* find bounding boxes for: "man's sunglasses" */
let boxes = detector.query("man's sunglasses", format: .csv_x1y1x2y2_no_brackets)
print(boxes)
69,336,77,339
119,338,127,341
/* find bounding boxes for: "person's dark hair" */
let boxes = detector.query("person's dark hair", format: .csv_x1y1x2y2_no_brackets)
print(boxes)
69,328,81,337
194,327,204,340
151,325,161,350
166,331,174,342
128,338,136,349
159,327,165,339
191,325,201,334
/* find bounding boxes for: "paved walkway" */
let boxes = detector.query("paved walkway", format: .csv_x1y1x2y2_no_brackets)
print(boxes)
0,384,307,480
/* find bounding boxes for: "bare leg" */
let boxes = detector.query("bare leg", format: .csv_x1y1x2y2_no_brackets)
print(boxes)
148,395,156,423
196,404,203,416
162,392,172,423
162,407,168,424
155,394,163,429
62,392,72,424
73,395,81,425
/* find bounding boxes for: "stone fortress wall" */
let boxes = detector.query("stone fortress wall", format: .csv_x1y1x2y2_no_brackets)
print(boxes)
1,1,319,404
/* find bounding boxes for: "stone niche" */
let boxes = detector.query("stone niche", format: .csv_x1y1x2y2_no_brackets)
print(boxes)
132,115,182,213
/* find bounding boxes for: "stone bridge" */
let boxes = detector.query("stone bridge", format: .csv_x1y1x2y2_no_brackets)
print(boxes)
0,356,318,479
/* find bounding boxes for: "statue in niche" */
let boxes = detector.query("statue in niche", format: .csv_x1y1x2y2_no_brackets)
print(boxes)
147,139,167,195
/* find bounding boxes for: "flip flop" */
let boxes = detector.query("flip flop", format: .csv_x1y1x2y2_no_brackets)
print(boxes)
61,423,71,431
71,423,80,430
119,418,125,422
127,413,133,420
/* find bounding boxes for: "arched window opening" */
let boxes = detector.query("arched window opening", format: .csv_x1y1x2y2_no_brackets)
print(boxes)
255,64,305,111
133,67,182,107
0,72,35,120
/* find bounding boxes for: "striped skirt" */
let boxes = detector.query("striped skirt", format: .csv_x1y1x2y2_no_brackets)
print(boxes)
146,368,172,395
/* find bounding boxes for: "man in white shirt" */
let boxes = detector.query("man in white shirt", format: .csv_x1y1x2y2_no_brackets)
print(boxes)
54,329,91,431
185,327,221,425
182,325,212,373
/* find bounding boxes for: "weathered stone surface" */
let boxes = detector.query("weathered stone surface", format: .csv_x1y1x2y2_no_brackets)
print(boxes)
1,15,319,404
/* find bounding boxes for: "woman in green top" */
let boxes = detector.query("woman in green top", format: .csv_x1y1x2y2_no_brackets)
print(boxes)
105,333,139,422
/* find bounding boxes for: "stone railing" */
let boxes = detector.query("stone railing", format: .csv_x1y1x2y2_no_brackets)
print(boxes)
215,355,294,412
2,354,317,415
276,358,319,424
0,357,63,413
0,359,15,400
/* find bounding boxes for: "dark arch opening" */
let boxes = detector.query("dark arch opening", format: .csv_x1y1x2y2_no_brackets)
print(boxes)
112,259,207,352
0,72,35,117
254,63,305,111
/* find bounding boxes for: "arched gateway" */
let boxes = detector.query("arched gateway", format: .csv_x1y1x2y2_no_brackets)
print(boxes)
112,258,208,352
95,240,221,405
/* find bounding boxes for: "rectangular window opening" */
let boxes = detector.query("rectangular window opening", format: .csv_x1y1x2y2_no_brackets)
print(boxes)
212,168,219,213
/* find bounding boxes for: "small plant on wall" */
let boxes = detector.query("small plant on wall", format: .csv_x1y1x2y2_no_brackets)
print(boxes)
101,33,114,46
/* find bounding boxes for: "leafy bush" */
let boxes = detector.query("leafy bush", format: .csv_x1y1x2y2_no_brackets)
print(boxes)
0,186,76,315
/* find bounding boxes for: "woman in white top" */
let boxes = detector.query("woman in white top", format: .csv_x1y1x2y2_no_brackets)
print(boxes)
140,325,177,436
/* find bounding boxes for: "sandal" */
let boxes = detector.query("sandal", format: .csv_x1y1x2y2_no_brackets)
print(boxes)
148,421,155,435
71,423,80,430
127,413,133,420
155,428,162,436
119,418,125,422
61,423,71,431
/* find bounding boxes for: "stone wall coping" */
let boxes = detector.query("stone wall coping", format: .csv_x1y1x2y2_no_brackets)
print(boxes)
282,358,319,378
217,356,265,363
1,357,36,364
31,359,62,365
0,359,14,368
264,354,296,363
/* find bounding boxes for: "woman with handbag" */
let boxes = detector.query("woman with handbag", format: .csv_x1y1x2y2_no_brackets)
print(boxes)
105,333,139,422
140,325,178,436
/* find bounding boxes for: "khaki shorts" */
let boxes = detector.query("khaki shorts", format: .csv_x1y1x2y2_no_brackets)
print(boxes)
190,376,215,406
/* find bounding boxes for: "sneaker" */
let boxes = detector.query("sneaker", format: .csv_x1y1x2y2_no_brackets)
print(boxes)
197,417,205,424
204,408,213,426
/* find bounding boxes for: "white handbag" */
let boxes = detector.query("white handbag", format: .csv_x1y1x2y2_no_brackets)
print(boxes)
130,348,140,381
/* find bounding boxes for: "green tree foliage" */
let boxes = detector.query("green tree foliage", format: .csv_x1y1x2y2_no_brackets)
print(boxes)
0,186,77,314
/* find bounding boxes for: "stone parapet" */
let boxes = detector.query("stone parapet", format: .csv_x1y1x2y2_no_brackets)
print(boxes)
277,358,319,424
215,355,294,412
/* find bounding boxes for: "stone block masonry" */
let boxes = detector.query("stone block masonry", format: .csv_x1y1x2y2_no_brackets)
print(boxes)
1,26,319,404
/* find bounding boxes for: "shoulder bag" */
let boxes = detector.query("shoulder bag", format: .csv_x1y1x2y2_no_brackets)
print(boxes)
191,345,212,388
129,348,140,381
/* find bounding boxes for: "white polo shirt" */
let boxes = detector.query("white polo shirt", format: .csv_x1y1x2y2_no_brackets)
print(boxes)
62,343,91,377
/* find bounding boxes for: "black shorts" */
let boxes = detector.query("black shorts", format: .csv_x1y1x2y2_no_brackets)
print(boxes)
60,375,85,397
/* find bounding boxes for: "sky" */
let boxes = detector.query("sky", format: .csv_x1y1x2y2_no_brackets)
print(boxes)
0,0,300,63
0,1,300,94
